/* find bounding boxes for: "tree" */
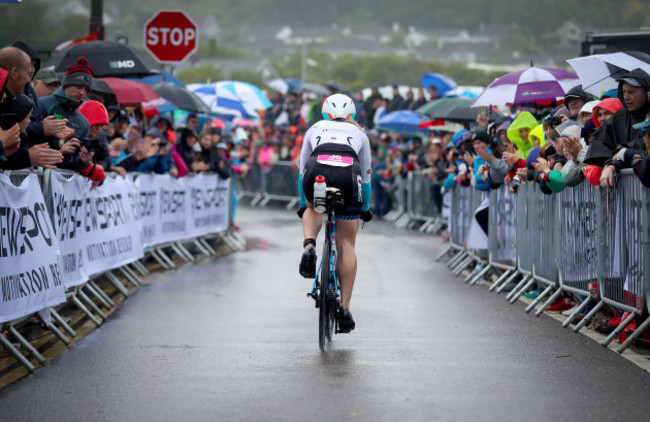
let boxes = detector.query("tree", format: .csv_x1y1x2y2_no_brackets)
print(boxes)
621,0,650,27
177,64,224,84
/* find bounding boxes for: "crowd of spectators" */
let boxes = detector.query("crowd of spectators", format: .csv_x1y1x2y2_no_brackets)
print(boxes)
1,37,650,338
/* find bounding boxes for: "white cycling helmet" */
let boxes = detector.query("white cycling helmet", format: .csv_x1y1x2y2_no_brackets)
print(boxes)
321,93,356,121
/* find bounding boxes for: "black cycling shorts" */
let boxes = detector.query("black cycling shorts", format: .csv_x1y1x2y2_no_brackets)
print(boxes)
302,143,362,219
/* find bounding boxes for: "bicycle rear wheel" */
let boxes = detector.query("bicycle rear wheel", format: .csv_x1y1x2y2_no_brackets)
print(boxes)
319,234,332,352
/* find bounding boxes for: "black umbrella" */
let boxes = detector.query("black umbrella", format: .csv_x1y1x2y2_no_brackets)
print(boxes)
325,80,351,95
152,83,211,114
90,78,118,107
432,105,502,124
45,41,160,78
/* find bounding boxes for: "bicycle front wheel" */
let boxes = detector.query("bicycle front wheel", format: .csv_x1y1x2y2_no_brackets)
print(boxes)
319,235,331,352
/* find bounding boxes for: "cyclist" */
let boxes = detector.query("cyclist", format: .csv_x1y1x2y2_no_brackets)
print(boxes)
297,93,372,333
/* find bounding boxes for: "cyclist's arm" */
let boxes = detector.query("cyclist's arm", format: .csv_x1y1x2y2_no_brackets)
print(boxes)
358,132,372,211
298,126,316,207
299,125,316,174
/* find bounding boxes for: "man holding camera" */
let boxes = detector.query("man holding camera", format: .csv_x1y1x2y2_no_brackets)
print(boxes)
38,57,106,187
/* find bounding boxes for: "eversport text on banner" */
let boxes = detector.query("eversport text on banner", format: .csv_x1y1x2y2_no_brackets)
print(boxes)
0,174,66,323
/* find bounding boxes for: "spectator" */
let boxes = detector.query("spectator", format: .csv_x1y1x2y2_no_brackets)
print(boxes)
629,118,650,187
362,85,381,129
32,67,60,98
427,86,440,102
117,128,168,173
38,57,92,142
78,100,114,176
0,46,71,148
10,41,49,145
175,127,198,170
585,68,650,187
591,98,624,129
192,130,231,179
386,85,403,113
0,93,43,170
413,88,427,110
373,97,388,129
507,111,538,159
578,100,599,127
185,113,199,132
421,140,447,212
470,129,492,191
563,85,595,121
401,90,416,111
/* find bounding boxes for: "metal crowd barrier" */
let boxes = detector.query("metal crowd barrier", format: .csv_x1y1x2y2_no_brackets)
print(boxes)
509,187,560,307
258,161,299,208
442,169,650,353
436,185,471,266
0,168,241,374
234,162,264,205
445,186,488,277
476,185,517,289
596,172,646,349
625,186,650,351
384,173,408,224
404,171,445,233
234,161,299,209
556,181,599,328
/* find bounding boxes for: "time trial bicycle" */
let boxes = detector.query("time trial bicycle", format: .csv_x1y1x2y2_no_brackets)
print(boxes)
307,181,345,352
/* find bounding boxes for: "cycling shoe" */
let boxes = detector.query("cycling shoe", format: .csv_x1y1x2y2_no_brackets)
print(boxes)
337,307,355,333
299,247,317,278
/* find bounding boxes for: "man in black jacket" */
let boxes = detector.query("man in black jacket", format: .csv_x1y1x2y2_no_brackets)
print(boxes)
584,68,650,187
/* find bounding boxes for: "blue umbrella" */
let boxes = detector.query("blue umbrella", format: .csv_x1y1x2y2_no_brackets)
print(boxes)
130,70,185,87
420,72,458,98
285,78,304,92
376,110,428,136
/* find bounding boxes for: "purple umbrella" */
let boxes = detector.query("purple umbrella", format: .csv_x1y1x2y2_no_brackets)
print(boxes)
473,67,579,106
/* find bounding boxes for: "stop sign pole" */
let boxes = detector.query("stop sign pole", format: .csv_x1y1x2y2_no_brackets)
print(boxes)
144,10,198,64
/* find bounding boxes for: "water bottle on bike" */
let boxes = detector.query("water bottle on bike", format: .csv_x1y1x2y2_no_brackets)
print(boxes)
313,175,326,213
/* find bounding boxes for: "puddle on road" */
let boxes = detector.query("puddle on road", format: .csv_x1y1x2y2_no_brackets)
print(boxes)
243,237,276,252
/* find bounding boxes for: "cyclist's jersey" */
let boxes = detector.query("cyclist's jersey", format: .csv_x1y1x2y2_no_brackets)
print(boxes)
300,119,372,184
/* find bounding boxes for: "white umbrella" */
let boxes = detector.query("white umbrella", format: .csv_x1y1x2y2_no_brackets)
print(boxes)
567,51,650,96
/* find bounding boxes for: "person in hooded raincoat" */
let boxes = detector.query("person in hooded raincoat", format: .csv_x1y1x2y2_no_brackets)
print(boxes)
591,98,624,129
507,111,539,160
584,68,650,187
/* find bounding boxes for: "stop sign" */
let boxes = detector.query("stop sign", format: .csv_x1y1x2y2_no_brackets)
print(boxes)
144,10,198,64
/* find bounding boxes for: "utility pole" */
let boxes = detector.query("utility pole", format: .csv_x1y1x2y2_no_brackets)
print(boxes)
89,0,105,40
301,39,306,82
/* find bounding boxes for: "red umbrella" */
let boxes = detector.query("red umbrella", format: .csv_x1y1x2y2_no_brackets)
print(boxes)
100,77,159,104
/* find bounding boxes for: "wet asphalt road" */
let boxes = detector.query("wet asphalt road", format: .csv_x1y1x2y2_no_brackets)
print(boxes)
1,206,650,422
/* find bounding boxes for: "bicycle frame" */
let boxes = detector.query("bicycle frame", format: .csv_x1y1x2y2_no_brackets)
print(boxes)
309,205,340,308
307,185,344,351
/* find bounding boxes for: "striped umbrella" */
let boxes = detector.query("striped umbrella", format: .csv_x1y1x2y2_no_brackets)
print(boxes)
215,80,272,111
473,67,579,106
187,83,257,118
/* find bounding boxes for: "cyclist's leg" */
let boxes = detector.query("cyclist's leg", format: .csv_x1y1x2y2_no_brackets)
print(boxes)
335,218,360,310
301,206,322,242
299,206,322,277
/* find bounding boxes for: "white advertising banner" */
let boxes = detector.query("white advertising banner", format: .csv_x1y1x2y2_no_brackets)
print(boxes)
81,176,144,277
156,174,191,244
0,174,66,323
132,174,161,248
186,174,230,237
49,172,88,288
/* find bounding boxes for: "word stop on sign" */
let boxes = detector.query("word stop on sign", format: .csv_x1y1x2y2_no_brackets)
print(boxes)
146,27,196,47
